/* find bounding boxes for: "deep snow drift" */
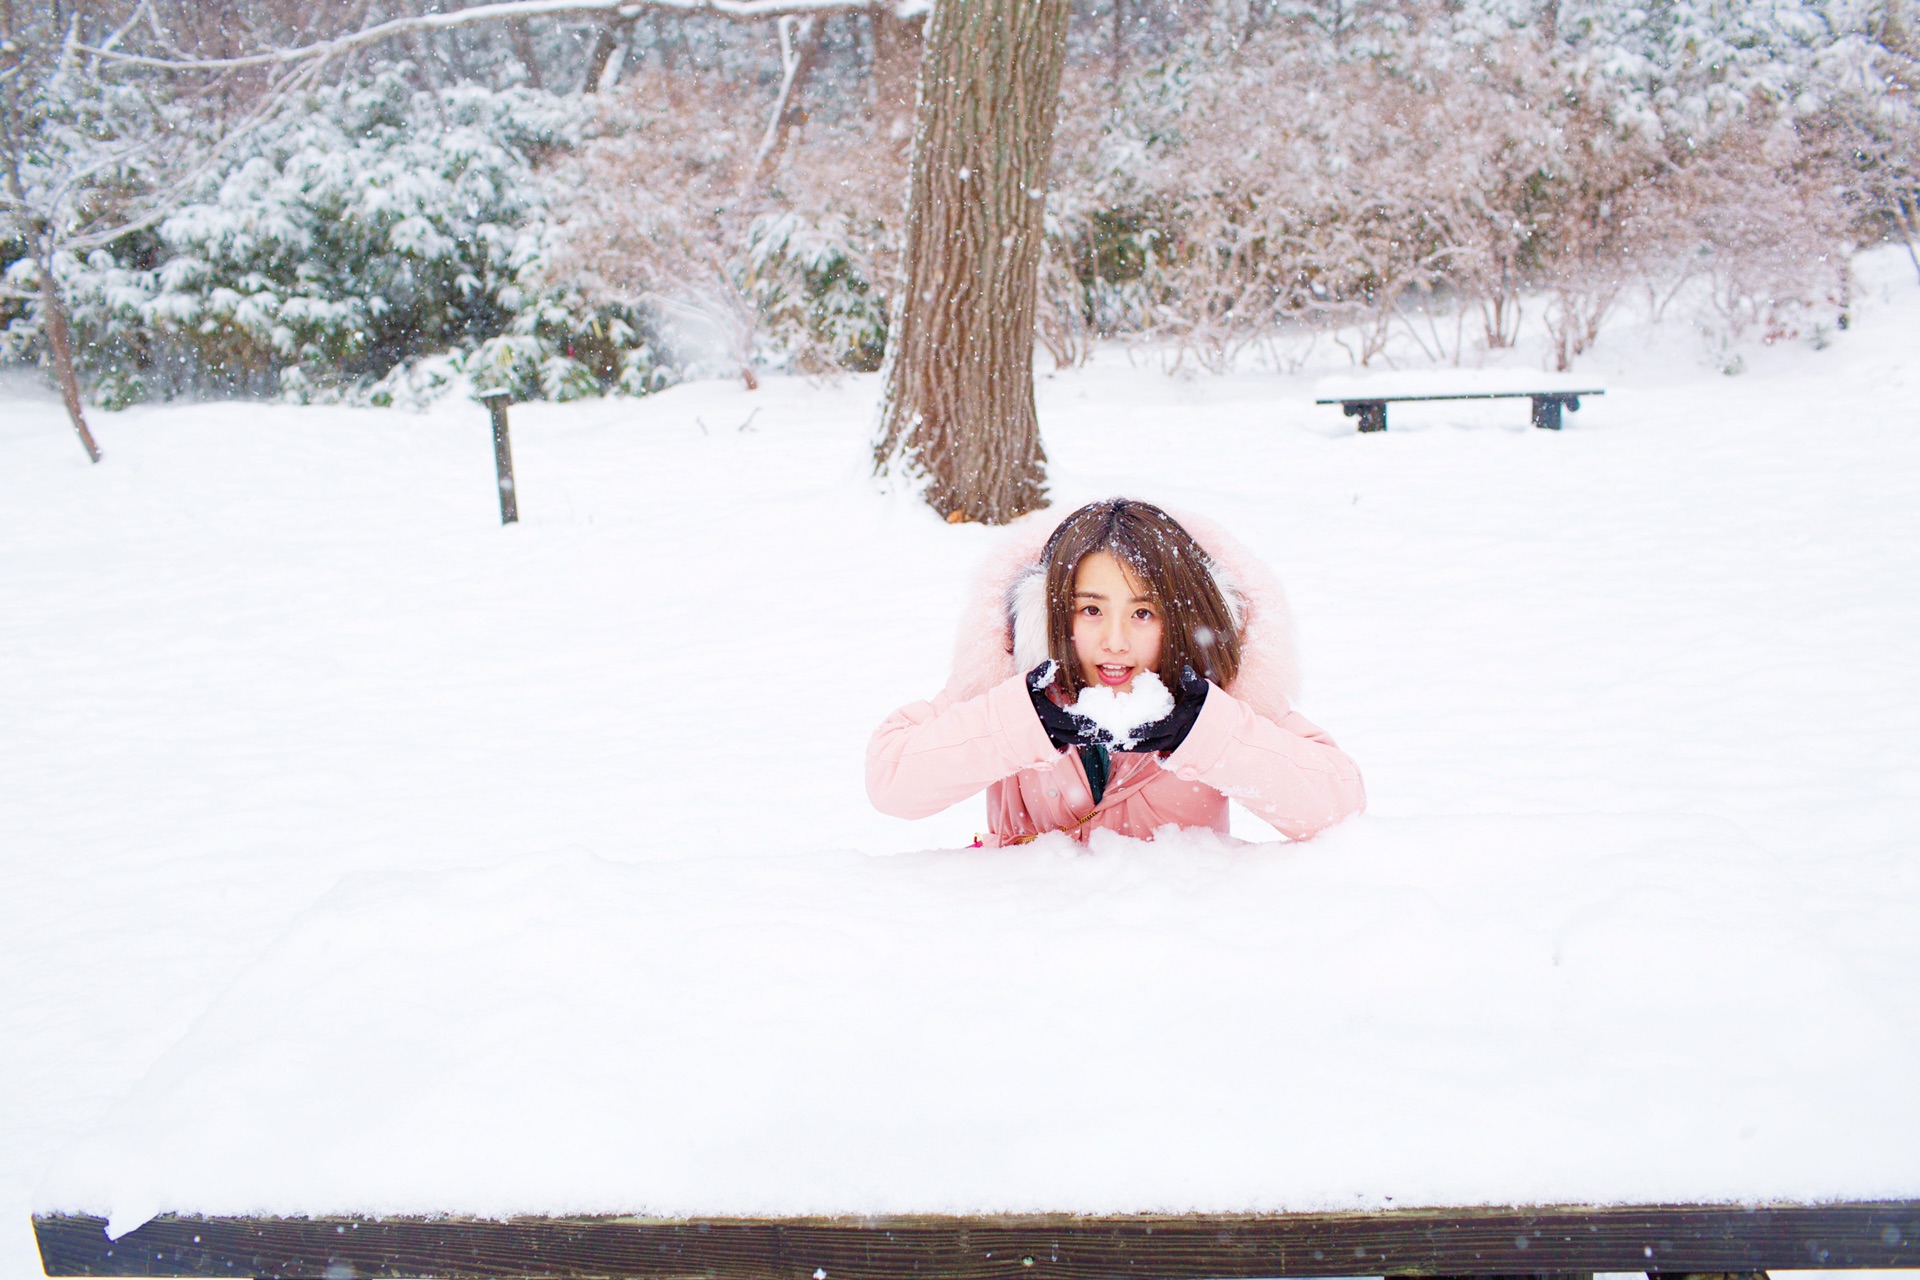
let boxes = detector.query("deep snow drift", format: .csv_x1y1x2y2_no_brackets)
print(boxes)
38,815,1915,1231
5,253,1920,1270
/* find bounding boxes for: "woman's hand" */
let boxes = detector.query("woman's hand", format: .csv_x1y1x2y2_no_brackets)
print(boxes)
1026,662,1114,750
1127,665,1210,755
1028,661,1208,754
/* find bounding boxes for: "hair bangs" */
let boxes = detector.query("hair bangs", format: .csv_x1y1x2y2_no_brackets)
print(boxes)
1039,499,1243,704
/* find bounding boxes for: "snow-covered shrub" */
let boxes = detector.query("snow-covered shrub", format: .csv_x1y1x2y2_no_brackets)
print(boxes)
1802,27,1920,286
0,19,236,409
1050,33,1500,370
10,0,1909,402
29,68,677,406
1042,2,1895,371
1661,124,1853,355
540,71,901,384
743,212,889,373
0,237,39,373
537,85,761,386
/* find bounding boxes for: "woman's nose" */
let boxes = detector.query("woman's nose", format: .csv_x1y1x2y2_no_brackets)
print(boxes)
1100,619,1128,652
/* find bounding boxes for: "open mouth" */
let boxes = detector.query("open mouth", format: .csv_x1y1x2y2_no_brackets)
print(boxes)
1096,664,1134,687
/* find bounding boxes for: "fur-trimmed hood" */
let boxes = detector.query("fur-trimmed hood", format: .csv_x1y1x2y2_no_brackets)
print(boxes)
945,507,1302,724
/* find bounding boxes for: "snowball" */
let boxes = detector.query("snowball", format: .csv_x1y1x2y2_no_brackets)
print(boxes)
1069,670,1175,748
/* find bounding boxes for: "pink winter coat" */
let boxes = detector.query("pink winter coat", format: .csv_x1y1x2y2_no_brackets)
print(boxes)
866,512,1366,844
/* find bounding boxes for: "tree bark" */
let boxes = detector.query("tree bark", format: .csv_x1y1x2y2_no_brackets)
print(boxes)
39,251,103,464
874,0,1068,524
1897,193,1920,286
582,16,633,92
742,15,826,191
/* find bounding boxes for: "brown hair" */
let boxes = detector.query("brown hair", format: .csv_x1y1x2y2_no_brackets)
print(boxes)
1041,499,1242,701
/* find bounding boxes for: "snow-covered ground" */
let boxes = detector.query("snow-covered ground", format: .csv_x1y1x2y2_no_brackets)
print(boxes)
5,252,1920,1275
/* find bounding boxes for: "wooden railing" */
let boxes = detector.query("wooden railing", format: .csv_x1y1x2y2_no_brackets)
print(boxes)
34,1201,1920,1279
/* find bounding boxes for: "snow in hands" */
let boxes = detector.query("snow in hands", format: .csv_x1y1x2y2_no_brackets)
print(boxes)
1070,670,1176,750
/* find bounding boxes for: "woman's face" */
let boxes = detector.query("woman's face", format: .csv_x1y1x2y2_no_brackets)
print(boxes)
1071,551,1164,693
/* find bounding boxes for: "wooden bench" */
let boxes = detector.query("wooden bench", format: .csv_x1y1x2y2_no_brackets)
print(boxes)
33,1200,1920,1278
1316,387,1604,433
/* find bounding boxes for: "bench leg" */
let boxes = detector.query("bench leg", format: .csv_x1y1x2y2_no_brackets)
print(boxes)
1344,400,1388,432
1520,397,1582,433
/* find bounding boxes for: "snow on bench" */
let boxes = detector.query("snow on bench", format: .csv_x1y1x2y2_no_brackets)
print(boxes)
1315,371,1606,432
30,818,1920,1275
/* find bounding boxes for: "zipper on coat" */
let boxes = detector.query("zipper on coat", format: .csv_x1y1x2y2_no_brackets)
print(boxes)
1076,744,1110,806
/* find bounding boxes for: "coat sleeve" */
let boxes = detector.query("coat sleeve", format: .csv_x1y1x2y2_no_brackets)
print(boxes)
1159,683,1366,840
866,674,1063,819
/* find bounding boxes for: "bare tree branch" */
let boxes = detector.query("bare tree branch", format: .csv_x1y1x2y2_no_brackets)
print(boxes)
76,0,887,70
33,55,324,255
92,1,155,62
741,13,824,193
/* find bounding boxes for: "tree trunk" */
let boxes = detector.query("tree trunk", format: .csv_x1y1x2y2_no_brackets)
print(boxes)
583,17,633,93
742,16,827,192
1897,193,1920,286
39,253,103,464
874,0,1069,525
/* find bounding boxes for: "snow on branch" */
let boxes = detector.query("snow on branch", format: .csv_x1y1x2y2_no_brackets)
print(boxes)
73,0,895,71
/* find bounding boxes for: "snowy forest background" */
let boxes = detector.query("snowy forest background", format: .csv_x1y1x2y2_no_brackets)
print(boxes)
4,0,1919,412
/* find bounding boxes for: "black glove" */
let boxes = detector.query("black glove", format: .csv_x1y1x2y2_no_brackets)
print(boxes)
1026,661,1114,750
1126,665,1210,755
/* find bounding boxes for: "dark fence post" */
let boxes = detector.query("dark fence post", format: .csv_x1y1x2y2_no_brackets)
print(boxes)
479,389,519,524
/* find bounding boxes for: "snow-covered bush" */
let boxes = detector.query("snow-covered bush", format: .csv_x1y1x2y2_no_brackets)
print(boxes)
7,0,1912,402
743,211,890,374
539,71,900,385
1042,0,1907,370
0,236,26,339
23,68,678,406
0,18,227,415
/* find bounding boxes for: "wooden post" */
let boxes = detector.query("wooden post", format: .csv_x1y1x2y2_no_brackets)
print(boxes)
479,390,519,524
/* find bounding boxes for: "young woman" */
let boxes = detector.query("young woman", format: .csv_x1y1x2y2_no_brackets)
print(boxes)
866,499,1366,845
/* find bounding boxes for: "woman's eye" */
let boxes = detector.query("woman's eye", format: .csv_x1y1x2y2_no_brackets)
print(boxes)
1134,608,1156,621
